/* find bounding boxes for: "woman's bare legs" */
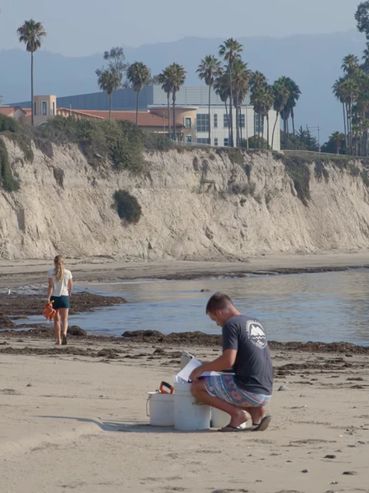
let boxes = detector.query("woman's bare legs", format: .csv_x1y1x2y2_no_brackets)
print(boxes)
59,308,69,344
54,311,61,345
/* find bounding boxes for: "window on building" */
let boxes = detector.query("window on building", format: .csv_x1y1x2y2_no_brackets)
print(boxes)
186,135,192,143
197,138,210,144
42,101,47,116
214,138,218,146
184,117,192,128
52,102,56,116
238,114,245,128
34,102,37,115
214,113,218,128
254,113,264,135
224,138,229,146
223,114,230,128
196,113,209,132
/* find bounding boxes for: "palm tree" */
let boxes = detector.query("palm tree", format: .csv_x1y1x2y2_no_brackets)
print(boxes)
278,77,301,134
96,68,121,120
272,79,289,149
232,59,251,146
96,47,125,121
158,67,173,137
197,55,222,144
214,69,231,143
219,38,243,147
161,63,186,141
250,71,269,144
127,62,151,125
17,19,46,126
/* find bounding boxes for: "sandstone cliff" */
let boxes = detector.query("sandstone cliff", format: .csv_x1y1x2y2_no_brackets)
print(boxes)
1,136,369,260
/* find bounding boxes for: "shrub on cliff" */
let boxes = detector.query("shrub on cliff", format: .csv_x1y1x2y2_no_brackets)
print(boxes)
37,117,145,173
144,133,173,151
113,190,142,224
0,139,20,192
0,114,19,133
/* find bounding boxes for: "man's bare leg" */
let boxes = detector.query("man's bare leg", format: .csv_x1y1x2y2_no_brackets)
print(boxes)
191,380,248,428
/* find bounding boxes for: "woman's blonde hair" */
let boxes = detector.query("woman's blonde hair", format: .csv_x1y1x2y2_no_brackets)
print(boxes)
54,255,65,281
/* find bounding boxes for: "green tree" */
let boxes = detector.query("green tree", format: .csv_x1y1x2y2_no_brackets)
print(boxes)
356,1,369,39
197,55,222,144
127,62,151,125
17,19,46,126
96,47,126,120
321,131,346,154
219,38,243,147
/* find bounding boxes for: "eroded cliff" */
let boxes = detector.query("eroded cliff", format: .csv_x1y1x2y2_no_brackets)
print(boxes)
1,137,369,260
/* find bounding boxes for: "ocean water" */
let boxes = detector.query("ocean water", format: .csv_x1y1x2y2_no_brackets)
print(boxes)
60,268,369,346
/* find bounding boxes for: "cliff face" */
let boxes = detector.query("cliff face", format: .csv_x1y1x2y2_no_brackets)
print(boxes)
1,137,369,260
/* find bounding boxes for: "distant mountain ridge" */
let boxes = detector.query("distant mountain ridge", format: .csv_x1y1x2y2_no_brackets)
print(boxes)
1,31,365,141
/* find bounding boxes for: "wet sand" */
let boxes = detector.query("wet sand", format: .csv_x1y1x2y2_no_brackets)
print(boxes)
1,251,369,288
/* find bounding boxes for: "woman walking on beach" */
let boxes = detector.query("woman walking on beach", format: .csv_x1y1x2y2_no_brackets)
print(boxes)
47,255,73,345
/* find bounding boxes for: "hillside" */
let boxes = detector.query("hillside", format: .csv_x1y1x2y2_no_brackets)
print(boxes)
1,133,369,260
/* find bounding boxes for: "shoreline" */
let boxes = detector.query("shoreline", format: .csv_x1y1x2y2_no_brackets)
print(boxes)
1,251,369,288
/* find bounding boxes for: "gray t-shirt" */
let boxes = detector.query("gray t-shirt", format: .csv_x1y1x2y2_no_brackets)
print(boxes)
222,314,273,395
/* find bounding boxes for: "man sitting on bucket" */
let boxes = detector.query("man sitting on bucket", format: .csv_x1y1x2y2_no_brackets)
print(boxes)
190,292,273,432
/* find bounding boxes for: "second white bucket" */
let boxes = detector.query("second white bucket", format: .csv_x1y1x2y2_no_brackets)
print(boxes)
147,392,174,426
174,381,211,431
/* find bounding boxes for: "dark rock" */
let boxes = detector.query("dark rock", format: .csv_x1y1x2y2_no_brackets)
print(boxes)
68,325,87,336
0,313,15,328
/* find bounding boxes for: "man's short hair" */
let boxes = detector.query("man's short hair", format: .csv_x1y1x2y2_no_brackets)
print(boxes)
206,292,233,313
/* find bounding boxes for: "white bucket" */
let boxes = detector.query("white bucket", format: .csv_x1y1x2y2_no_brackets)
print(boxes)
211,408,230,428
147,392,174,426
174,382,211,431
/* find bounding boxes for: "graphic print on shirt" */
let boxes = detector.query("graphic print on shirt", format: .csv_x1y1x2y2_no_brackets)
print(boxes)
246,320,267,349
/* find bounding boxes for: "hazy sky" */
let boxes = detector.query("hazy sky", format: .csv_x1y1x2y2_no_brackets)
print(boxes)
0,0,364,56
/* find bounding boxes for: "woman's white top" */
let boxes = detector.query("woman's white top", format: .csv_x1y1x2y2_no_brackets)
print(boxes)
48,268,73,296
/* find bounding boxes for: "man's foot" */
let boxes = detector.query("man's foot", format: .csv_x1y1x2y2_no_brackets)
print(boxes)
227,410,248,429
252,415,272,431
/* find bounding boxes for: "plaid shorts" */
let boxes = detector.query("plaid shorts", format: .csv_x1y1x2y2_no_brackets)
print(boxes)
203,374,271,407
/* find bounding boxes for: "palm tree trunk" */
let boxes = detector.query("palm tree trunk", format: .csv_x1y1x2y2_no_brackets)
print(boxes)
342,103,347,151
108,93,112,121
31,51,34,126
272,112,279,150
135,91,139,125
224,99,230,145
228,69,234,147
167,93,171,138
172,91,176,141
208,84,211,145
291,108,295,135
266,114,270,149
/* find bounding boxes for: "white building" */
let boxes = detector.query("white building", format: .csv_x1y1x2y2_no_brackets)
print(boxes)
151,86,280,150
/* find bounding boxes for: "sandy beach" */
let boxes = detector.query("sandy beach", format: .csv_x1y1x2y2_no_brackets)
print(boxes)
0,332,368,493
1,254,369,492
